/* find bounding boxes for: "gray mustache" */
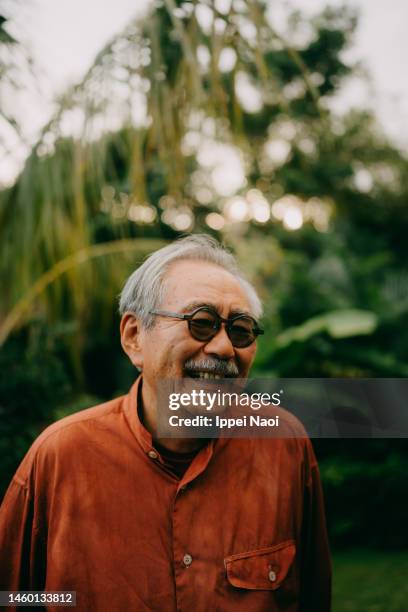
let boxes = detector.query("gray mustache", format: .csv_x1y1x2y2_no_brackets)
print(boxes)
184,358,239,377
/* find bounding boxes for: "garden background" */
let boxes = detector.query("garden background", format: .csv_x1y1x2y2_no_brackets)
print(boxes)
1,1,407,609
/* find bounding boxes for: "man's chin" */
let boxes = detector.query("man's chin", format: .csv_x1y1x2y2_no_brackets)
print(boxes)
171,376,245,416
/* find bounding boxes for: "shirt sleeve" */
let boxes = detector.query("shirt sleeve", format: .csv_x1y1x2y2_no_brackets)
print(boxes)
299,440,332,612
0,471,46,591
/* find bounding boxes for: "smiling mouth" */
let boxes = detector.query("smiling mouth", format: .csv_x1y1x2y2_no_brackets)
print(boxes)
184,370,236,380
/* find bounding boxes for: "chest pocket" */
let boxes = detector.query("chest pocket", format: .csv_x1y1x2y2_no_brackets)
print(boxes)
224,540,296,591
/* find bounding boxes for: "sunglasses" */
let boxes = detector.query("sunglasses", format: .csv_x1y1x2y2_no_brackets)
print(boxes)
149,306,263,348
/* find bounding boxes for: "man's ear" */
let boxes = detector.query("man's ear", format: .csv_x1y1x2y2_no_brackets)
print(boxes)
120,313,144,369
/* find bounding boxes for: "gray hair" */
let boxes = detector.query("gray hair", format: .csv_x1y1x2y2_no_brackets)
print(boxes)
119,234,262,327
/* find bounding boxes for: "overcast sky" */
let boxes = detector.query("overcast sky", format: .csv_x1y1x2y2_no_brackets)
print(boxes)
3,0,408,183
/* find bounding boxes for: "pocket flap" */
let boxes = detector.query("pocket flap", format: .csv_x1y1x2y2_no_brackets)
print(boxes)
225,540,296,590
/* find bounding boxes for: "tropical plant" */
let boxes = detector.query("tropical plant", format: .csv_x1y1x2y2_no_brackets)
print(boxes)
0,1,357,351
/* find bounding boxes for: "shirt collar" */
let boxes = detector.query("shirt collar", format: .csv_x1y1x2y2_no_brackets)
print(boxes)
122,374,221,486
123,375,154,454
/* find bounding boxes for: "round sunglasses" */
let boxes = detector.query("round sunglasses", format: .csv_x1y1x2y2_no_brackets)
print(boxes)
149,306,263,348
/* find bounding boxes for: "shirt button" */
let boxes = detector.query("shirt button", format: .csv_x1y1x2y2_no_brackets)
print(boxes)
183,554,193,567
268,570,277,582
148,450,158,459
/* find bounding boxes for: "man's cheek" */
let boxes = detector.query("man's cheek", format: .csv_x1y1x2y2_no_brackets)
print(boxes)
238,354,255,376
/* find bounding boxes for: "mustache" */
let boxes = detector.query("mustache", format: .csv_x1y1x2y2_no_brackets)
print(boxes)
184,357,239,378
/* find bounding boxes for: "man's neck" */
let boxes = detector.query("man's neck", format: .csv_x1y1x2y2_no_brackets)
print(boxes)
139,378,207,454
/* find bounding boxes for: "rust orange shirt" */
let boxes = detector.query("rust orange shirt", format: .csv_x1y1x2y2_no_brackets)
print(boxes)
0,377,331,611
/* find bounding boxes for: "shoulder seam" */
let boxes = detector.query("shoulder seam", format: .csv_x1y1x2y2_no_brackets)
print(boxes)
6,396,127,493
32,400,125,454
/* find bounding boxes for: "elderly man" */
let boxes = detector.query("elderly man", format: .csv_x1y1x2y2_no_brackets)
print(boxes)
0,234,331,611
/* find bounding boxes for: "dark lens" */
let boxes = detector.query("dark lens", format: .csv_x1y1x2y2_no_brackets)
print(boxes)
189,309,218,341
229,317,257,348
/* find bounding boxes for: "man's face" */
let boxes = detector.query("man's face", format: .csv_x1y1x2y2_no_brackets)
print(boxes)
128,259,258,388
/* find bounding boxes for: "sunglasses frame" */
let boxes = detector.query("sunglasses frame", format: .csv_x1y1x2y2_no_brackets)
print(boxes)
149,306,264,347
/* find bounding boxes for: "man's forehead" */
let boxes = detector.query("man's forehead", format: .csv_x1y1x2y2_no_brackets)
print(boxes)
161,259,251,311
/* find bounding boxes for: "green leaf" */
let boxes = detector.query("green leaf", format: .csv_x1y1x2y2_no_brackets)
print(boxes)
276,309,378,348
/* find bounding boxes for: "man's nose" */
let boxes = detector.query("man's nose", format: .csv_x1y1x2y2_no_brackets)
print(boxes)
202,325,235,360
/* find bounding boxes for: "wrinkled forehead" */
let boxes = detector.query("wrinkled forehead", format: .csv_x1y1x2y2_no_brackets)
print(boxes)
159,259,252,313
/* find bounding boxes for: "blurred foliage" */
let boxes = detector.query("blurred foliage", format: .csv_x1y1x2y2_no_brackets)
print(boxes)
0,331,71,495
0,0,407,548
315,439,408,549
